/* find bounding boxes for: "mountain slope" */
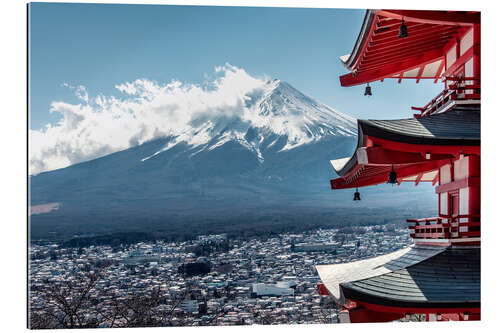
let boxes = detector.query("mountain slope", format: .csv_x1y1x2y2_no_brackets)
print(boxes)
29,80,435,239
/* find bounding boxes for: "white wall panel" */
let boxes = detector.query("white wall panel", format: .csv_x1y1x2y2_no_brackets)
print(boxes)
440,193,448,215
403,67,420,77
440,164,452,184
460,28,474,56
446,45,457,69
421,170,438,181
459,187,469,222
454,156,469,181
465,58,474,93
422,60,441,77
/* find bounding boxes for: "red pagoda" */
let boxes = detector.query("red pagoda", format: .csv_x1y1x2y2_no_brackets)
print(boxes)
315,9,480,323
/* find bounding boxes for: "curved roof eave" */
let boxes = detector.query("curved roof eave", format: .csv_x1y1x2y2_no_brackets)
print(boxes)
330,121,365,176
315,245,446,301
329,109,480,186
341,9,378,70
340,247,480,309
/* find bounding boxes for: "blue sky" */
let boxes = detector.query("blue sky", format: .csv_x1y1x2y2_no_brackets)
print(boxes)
29,3,443,131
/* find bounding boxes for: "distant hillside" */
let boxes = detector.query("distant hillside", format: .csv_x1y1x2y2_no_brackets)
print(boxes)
29,80,436,240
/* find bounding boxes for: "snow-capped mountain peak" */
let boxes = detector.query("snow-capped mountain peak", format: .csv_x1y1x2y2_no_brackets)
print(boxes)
141,80,356,162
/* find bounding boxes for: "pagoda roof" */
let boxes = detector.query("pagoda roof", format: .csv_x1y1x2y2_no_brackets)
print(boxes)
359,108,480,146
342,247,480,309
329,108,480,189
316,245,444,299
340,10,480,86
316,246,480,309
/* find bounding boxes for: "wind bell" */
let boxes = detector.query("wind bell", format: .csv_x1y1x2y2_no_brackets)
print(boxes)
398,18,408,38
353,188,361,201
388,165,398,184
364,83,372,96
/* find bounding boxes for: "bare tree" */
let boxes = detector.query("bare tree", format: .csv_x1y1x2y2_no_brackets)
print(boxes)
196,306,227,326
96,284,192,328
29,269,104,329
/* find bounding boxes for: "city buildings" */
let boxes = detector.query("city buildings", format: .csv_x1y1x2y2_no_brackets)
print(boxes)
29,225,410,327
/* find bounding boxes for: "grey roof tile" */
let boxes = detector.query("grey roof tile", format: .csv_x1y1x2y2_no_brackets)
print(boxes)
340,247,480,308
360,108,480,145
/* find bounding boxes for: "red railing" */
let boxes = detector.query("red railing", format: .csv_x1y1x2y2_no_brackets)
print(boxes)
412,77,480,117
406,214,480,239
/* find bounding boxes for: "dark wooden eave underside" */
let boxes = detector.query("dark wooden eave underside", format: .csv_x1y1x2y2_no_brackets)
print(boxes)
340,9,480,86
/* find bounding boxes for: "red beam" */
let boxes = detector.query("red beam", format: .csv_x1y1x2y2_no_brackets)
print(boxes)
371,24,452,43
459,231,481,237
359,41,448,69
473,24,480,80
375,19,400,29
340,49,443,86
354,300,480,316
369,31,454,50
434,60,446,83
416,66,425,83
367,136,480,155
445,76,480,81
452,93,480,100
331,160,448,190
359,41,447,68
358,52,443,75
356,147,454,166
435,176,480,193
367,30,456,54
449,84,480,90
432,172,439,186
358,51,444,77
371,22,427,39
415,173,424,186
356,56,439,78
375,17,419,29
407,217,445,223
347,306,403,323
371,25,457,44
442,44,479,78
376,10,480,26
363,39,449,63
387,76,441,80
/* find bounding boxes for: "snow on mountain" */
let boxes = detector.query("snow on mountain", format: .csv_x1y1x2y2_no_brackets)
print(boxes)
29,77,438,239
140,79,356,163
29,64,357,175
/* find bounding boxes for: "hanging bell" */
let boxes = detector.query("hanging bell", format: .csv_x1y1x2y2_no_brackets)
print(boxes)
388,165,398,184
398,19,408,38
353,188,361,201
364,83,372,96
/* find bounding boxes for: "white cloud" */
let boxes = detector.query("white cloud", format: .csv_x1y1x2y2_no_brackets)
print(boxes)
30,63,356,175
62,83,89,103
30,64,269,175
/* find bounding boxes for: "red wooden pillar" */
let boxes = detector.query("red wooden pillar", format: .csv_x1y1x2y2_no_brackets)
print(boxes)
473,24,480,79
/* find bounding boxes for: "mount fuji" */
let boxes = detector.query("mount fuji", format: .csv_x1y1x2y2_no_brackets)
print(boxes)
29,79,434,239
